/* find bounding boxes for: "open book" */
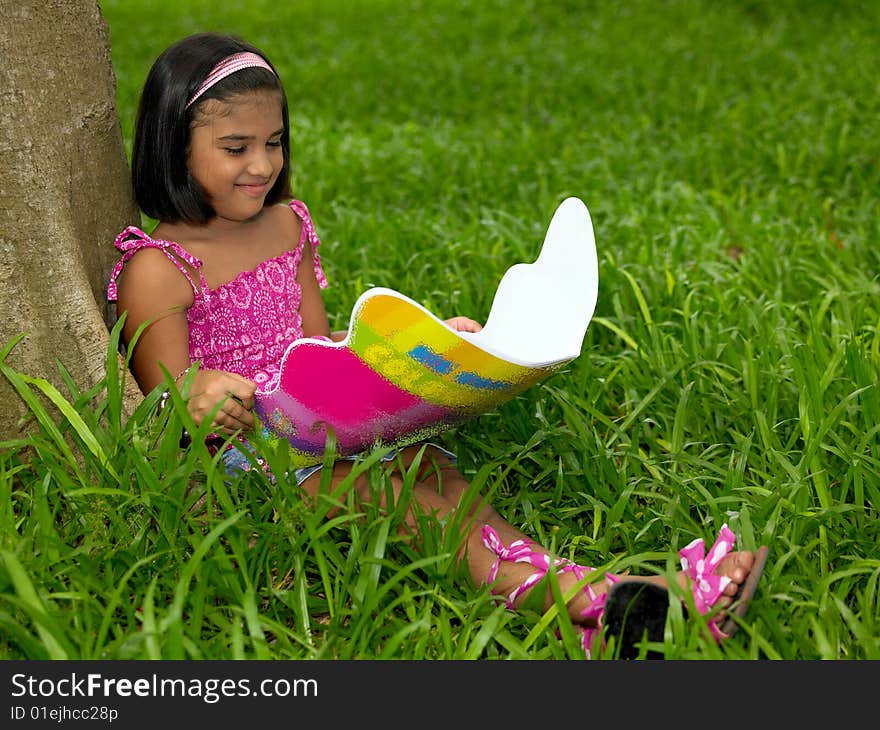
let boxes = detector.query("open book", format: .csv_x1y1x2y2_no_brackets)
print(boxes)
254,196,599,467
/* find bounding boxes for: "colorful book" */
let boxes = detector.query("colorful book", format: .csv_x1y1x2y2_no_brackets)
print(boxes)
254,196,599,467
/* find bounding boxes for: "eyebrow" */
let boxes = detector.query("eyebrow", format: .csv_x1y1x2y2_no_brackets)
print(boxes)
217,128,285,141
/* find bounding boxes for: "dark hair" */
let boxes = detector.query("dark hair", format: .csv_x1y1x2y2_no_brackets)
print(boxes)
131,32,292,224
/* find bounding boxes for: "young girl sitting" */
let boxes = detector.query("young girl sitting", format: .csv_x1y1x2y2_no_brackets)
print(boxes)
107,31,766,658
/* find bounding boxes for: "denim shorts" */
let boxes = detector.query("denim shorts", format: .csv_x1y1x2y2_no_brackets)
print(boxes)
220,438,457,486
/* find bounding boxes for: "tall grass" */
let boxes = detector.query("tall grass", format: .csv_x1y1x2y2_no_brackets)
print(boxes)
1,0,878,659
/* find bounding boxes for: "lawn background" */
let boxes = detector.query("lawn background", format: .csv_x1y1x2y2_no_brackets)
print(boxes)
1,0,878,660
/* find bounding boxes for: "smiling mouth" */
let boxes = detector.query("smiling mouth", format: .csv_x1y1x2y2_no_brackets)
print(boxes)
237,182,270,195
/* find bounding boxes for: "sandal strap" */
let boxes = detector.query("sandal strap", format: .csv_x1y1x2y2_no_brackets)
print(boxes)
481,523,740,653
481,525,563,606
481,525,619,657
679,523,736,641
577,571,622,658
481,527,552,579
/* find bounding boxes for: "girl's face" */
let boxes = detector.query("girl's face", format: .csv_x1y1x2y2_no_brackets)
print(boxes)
187,89,285,224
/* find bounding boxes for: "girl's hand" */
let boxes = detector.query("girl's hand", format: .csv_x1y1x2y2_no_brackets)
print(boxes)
444,316,483,333
182,369,257,434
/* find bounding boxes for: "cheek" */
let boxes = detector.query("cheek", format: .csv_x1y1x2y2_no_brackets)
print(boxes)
265,150,284,185
189,151,227,191
271,146,285,170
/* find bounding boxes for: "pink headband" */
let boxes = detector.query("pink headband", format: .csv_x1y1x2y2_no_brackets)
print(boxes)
186,51,276,109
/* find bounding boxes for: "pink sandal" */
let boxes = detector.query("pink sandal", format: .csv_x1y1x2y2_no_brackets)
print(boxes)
603,524,755,657
480,525,619,657
678,523,738,641
481,523,758,658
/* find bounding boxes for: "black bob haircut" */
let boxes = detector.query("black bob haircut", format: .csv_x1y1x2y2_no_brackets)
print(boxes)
131,32,291,224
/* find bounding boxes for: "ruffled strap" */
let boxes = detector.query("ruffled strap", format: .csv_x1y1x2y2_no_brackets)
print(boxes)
679,523,736,641
288,199,328,289
480,524,617,606
480,524,618,658
107,226,205,301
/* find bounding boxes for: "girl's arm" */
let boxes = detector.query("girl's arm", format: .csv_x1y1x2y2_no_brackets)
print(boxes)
115,249,256,434
115,247,194,394
297,240,332,339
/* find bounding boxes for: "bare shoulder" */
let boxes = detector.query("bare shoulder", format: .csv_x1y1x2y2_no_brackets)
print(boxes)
115,247,195,310
265,202,303,250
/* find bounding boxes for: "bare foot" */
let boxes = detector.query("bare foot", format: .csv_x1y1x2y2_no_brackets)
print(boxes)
557,549,758,628
476,524,762,633
683,549,757,614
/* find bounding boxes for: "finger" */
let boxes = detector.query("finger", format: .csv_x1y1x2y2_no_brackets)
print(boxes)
224,386,256,408
186,381,255,428
224,372,257,393
190,400,249,433
219,400,255,431
224,391,255,416
211,416,247,437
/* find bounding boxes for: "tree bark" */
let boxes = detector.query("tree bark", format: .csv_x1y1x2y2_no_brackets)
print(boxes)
0,0,142,440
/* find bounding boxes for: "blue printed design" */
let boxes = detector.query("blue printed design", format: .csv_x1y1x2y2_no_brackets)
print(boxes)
408,345,454,375
455,371,508,390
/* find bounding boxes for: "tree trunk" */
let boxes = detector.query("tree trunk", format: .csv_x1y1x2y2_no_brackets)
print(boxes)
0,0,142,440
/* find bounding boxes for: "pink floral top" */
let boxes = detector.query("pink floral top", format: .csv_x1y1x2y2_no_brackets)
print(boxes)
107,199,328,394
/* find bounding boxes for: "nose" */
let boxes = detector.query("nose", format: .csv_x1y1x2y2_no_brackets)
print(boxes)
248,147,275,178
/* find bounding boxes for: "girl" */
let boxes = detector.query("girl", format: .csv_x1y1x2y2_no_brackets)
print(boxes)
108,32,766,658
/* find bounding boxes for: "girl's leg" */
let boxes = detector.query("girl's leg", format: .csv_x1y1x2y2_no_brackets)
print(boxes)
401,446,759,628
299,445,759,631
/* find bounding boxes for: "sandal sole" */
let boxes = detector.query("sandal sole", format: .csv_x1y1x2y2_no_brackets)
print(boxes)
719,544,770,637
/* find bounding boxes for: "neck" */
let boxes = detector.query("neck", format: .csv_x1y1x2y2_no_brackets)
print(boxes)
161,207,268,241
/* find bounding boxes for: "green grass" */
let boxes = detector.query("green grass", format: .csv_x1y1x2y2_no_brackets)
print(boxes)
1,0,879,659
